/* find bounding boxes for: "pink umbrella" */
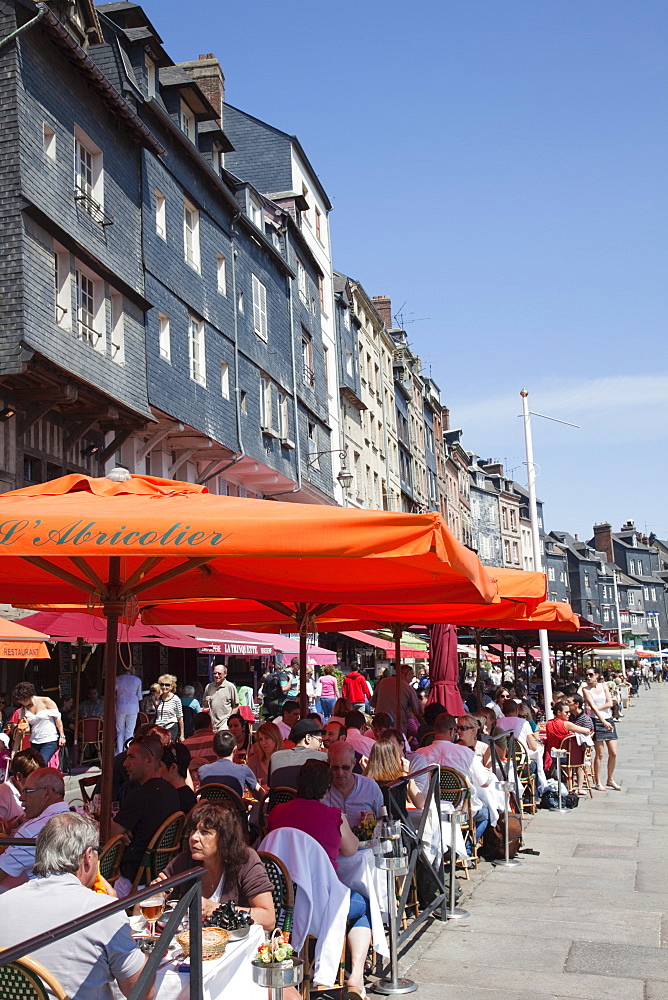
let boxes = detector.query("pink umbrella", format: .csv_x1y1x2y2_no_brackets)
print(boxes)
426,623,466,715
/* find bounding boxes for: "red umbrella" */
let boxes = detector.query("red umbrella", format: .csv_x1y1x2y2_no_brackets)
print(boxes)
427,624,466,715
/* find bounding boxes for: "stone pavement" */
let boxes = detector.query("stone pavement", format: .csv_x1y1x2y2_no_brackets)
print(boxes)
394,685,668,1000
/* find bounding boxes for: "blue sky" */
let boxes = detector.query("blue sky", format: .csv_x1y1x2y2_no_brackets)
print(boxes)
141,0,667,540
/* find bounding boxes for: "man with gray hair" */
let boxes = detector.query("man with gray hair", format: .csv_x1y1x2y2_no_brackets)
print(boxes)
0,766,70,892
0,812,153,999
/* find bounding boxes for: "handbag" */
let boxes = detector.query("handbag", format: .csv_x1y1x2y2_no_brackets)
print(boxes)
480,813,522,860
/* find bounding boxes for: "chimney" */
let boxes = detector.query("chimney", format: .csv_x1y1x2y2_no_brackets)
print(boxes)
592,522,614,562
372,295,392,328
178,54,225,122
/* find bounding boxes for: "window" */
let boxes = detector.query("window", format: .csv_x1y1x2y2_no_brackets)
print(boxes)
74,125,103,211
158,313,171,362
302,335,313,386
248,196,263,230
260,377,273,430
237,289,244,314
75,266,104,350
251,276,268,340
584,571,591,588
504,539,511,563
644,586,649,601
603,608,610,622
183,199,200,271
628,591,635,607
278,391,289,440
180,100,196,143
54,244,71,330
501,506,509,530
307,422,318,466
110,292,124,364
318,274,325,312
345,349,353,377
155,189,166,239
509,508,517,530
323,345,329,392
146,56,156,99
629,558,636,574
343,307,350,331
43,124,56,160
297,259,307,303
548,566,555,581
315,207,321,241
216,254,227,295
651,587,656,601
220,361,229,399
188,314,206,385
512,541,520,564
240,390,247,414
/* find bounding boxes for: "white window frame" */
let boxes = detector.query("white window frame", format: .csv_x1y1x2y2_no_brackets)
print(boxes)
188,313,206,386
43,123,56,160
220,361,230,399
216,254,227,295
180,100,196,143
54,243,71,330
248,195,263,230
110,292,125,364
74,261,105,352
146,56,156,99
297,258,307,303
158,313,171,362
237,289,244,314
252,275,268,340
342,307,350,330
155,189,166,239
260,376,274,431
307,421,318,467
628,591,635,607
74,125,103,210
183,197,201,272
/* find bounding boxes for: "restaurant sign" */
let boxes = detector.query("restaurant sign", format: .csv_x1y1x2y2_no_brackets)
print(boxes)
199,642,273,656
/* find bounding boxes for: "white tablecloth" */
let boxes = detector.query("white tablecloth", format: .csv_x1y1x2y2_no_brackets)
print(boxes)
119,924,266,1000
336,847,389,957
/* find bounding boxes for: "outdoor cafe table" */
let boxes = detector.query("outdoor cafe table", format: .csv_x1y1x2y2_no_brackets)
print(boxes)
112,924,266,1000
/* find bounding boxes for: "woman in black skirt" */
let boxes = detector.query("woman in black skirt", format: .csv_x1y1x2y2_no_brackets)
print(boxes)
583,669,620,790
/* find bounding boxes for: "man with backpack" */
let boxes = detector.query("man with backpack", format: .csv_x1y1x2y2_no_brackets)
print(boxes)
262,664,291,721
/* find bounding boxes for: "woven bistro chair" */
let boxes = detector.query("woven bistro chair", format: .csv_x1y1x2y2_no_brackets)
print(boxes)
418,731,436,748
131,811,185,892
0,951,70,1000
258,786,298,839
98,833,125,884
196,783,251,837
559,735,593,799
510,739,537,814
258,851,295,937
78,774,99,810
439,765,478,873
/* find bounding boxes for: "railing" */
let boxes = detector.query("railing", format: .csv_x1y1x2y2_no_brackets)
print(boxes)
0,866,205,1000
381,764,446,949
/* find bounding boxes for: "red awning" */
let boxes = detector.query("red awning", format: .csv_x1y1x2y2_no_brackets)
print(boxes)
339,630,429,659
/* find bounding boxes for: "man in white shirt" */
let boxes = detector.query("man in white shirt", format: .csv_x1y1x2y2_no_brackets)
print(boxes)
323,741,383,826
0,812,152,1000
343,710,375,756
115,666,143,753
409,713,492,840
0,767,71,892
203,664,239,731
272,701,301,741
493,700,537,750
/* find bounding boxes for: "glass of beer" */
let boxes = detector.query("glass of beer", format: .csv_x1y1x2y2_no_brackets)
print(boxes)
140,895,165,939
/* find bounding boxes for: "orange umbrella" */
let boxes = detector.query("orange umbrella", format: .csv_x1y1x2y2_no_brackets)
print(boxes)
454,601,580,632
0,616,50,659
0,472,497,835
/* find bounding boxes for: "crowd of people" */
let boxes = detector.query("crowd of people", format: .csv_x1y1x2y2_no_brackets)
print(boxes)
0,653,655,1000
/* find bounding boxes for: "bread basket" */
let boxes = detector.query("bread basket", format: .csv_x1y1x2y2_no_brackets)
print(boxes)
177,926,229,960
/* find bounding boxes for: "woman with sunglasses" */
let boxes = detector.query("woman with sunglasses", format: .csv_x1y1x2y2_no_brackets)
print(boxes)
154,675,184,742
455,715,492,768
582,669,620,790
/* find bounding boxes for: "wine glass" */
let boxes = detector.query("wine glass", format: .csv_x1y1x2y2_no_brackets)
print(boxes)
140,895,165,939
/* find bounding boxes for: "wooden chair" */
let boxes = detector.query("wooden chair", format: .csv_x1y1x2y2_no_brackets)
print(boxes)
76,717,104,761
131,811,185,892
559,735,593,799
510,739,537,814
0,950,70,999
78,774,99,809
258,851,295,937
439,766,478,873
98,833,125,884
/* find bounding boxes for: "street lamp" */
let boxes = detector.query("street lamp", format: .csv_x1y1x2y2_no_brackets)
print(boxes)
306,450,353,491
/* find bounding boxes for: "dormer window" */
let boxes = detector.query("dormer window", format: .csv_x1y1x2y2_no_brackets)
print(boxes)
146,56,156,99
248,195,263,230
180,100,196,143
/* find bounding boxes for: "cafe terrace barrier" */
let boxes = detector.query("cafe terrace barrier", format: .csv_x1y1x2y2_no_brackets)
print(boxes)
0,864,205,1000
381,765,448,950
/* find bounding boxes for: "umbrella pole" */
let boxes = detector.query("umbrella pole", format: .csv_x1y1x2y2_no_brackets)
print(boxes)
392,624,403,732
100,557,122,843
474,629,482,709
296,605,309,719
73,638,83,767
512,643,518,687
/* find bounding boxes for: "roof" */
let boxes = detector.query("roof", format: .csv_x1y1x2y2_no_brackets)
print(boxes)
97,1,163,42
224,103,333,211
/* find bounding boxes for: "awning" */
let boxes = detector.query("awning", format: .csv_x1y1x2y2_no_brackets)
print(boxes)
200,629,337,665
0,615,50,659
338,630,429,659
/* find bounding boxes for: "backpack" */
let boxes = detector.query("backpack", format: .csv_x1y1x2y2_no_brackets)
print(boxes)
480,813,522,861
263,670,287,706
